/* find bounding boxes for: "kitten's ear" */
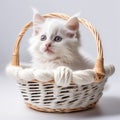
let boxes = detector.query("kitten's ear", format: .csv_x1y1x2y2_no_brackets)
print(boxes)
32,8,45,35
33,8,45,24
66,17,79,32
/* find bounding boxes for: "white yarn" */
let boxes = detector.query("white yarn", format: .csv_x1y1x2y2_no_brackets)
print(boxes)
6,64,115,86
6,64,23,78
104,65,115,78
73,69,95,85
33,69,54,82
18,68,35,81
54,66,73,87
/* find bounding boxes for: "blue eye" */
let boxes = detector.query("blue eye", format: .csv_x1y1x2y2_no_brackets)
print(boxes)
54,36,62,42
40,35,47,41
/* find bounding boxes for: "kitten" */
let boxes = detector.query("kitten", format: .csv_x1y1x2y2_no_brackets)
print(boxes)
6,9,94,86
6,10,115,86
28,10,94,71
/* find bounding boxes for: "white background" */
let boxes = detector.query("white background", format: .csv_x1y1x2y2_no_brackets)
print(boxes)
0,0,120,120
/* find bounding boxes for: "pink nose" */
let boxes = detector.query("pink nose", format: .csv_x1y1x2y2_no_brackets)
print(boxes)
45,43,51,48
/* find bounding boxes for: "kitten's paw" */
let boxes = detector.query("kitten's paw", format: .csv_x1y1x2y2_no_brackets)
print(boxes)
6,64,22,77
54,66,73,87
33,70,54,82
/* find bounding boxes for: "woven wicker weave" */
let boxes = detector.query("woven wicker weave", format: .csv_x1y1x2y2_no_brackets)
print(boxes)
10,13,114,113
18,80,106,112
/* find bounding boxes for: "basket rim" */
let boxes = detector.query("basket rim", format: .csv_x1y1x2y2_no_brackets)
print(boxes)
15,64,114,85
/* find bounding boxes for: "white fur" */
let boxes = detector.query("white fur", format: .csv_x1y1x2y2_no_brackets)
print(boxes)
6,11,115,86
73,69,95,85
6,64,115,86
33,69,54,82
27,11,95,85
6,11,95,86
18,68,35,81
6,64,22,78
54,66,73,87
29,14,94,70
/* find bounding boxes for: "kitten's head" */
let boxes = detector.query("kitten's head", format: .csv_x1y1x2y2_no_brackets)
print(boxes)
29,10,81,62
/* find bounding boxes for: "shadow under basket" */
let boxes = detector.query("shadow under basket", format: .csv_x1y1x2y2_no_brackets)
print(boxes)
10,13,115,113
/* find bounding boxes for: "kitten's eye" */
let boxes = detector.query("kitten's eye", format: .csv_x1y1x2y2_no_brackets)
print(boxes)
54,36,62,42
40,35,47,41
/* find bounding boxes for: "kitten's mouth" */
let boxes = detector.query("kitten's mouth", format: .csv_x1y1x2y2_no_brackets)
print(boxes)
44,48,54,54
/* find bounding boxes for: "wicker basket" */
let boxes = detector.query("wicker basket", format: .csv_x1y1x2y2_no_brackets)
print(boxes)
10,13,114,113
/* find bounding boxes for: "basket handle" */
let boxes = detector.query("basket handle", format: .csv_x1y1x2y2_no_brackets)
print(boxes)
11,13,105,81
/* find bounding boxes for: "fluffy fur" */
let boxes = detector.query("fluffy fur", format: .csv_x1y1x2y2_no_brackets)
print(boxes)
28,10,94,71
6,10,95,86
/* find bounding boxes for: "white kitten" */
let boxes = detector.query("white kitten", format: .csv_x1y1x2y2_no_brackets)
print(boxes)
28,10,94,71
6,9,94,86
6,10,115,86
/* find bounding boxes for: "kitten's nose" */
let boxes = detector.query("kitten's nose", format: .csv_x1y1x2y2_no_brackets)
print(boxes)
45,43,51,48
